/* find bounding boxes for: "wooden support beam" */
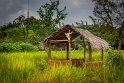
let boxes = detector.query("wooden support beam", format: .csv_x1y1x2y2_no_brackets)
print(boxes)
101,48,104,60
68,40,71,60
49,40,68,43
65,30,72,60
83,37,86,62
88,42,92,61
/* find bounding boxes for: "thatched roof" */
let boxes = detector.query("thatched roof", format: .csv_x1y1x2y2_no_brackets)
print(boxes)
44,25,110,49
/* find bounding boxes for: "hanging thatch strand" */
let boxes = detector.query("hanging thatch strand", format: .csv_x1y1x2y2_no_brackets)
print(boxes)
44,25,110,49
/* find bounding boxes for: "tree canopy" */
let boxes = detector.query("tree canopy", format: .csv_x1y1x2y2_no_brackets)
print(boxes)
0,0,67,46
37,0,67,36
92,0,124,50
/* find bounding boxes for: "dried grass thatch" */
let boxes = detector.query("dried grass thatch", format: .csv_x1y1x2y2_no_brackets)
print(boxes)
44,25,110,49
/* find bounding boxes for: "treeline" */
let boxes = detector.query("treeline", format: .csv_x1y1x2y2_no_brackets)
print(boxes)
0,16,43,45
0,0,124,50
0,16,53,45
0,0,67,47
0,42,39,52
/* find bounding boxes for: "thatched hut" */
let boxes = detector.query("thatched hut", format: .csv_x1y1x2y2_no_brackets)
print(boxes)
44,25,110,65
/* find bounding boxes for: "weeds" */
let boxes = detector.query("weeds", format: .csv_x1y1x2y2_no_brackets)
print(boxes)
0,50,124,83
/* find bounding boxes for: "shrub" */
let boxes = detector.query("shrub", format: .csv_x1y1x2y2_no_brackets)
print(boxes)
0,42,39,52
105,49,124,67
0,43,15,52
17,42,39,52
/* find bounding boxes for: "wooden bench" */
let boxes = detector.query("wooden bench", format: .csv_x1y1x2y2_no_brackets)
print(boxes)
48,59,71,66
48,59,103,68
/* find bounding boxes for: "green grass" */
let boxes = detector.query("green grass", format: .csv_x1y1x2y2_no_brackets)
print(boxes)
0,50,124,83
51,50,105,61
0,52,47,83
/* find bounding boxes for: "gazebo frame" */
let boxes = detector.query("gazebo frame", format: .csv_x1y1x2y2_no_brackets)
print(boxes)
44,25,109,65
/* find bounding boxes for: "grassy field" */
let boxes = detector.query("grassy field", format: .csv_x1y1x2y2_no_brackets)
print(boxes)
0,50,124,83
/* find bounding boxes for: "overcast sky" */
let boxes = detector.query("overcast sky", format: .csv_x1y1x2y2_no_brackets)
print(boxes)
0,0,94,26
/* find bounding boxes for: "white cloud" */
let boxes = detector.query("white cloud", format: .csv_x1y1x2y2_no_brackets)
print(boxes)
9,8,40,23
67,0,88,7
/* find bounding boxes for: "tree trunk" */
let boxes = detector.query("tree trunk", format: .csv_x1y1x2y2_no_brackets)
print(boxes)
117,28,123,50
118,39,122,50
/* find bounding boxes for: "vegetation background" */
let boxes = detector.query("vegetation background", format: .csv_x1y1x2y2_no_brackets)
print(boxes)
0,0,124,50
0,0,124,83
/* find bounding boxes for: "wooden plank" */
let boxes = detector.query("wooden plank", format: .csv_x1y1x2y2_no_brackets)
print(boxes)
88,42,92,61
69,30,71,60
65,30,72,60
82,61,103,67
101,48,104,60
49,40,68,43
72,40,87,42
68,40,71,60
83,37,86,62
51,25,71,40
48,60,71,66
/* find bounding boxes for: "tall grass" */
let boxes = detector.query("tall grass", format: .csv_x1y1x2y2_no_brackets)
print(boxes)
0,52,47,83
40,64,124,83
0,50,124,83
51,50,103,61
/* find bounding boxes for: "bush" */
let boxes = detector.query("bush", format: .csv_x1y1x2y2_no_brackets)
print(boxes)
0,42,39,52
105,49,124,67
16,42,39,52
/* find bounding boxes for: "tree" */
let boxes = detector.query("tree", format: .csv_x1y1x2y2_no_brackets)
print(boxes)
37,0,67,36
92,0,124,50
13,15,39,43
13,15,28,41
0,16,38,43
0,0,67,45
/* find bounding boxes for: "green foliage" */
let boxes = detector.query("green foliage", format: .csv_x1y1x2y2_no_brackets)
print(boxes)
0,52,47,83
37,0,67,36
105,49,124,66
18,42,39,52
92,0,124,49
38,0,67,25
0,61,36,83
3,27,25,42
0,0,67,45
0,51,124,83
0,42,39,52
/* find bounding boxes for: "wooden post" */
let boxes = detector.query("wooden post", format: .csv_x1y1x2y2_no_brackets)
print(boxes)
88,42,92,61
65,30,72,60
83,37,86,62
101,48,104,60
67,43,69,60
68,39,71,60
48,43,51,60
